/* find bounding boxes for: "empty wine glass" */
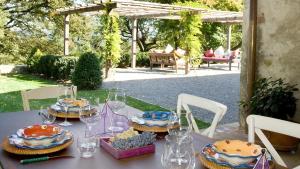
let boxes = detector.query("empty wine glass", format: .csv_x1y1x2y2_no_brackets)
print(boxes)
39,106,56,124
107,89,126,114
79,105,101,137
107,89,128,133
59,87,72,127
162,135,195,169
167,111,179,134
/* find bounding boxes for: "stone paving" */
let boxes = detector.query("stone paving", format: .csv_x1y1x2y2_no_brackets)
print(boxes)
102,63,241,124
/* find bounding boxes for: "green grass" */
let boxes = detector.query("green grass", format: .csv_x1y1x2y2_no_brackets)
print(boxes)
0,74,209,129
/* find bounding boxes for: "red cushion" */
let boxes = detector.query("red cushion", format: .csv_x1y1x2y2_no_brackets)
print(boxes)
204,49,214,57
231,49,240,59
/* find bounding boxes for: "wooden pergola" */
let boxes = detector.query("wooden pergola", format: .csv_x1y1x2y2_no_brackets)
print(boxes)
56,0,243,68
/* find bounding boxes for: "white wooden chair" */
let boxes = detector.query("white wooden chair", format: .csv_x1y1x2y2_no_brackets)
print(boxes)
21,86,77,111
176,93,227,138
247,115,300,168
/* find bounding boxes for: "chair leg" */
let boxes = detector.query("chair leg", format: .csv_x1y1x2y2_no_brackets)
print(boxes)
229,61,232,71
208,61,210,67
150,63,153,71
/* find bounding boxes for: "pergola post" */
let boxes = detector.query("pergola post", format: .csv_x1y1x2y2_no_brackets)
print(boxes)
226,24,232,51
131,18,137,68
64,14,70,56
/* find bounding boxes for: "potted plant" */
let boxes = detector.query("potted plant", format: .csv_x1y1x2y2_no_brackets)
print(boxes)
241,78,299,151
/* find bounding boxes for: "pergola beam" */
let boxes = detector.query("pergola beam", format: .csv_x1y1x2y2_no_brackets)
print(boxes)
56,3,117,15
56,1,243,24
56,0,243,69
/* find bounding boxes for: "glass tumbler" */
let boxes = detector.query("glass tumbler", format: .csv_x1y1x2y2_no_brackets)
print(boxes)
77,136,98,158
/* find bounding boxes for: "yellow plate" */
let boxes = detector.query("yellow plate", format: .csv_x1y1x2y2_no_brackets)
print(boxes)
196,153,275,169
48,108,96,119
2,137,73,155
130,122,179,133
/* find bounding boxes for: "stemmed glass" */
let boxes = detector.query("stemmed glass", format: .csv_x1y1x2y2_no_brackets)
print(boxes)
107,89,127,133
39,106,56,124
79,98,101,137
59,87,72,126
107,89,126,114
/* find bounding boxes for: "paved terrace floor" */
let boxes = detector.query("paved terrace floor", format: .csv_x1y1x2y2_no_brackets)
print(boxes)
102,63,240,124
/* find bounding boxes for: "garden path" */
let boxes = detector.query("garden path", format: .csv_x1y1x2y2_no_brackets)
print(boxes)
102,63,240,124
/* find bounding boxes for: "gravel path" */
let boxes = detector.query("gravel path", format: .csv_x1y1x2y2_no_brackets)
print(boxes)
102,64,240,124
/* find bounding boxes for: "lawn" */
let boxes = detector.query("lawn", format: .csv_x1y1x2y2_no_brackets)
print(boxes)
0,74,209,128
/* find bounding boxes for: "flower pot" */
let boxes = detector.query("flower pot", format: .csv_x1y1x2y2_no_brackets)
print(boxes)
255,130,300,151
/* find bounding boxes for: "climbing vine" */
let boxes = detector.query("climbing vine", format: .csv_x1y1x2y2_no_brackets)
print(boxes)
101,6,122,78
179,11,202,73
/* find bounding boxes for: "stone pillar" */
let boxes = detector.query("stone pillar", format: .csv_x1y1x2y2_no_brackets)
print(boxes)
64,14,70,56
131,18,137,68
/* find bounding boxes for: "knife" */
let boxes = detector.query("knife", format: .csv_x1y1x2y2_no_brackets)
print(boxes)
20,155,74,164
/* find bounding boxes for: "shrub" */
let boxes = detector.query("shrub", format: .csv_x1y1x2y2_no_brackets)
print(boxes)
117,53,131,68
36,55,77,80
26,47,43,73
72,52,102,90
240,78,298,121
136,52,150,67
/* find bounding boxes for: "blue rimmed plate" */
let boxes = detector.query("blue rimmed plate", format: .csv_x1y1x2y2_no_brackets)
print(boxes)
131,111,176,127
9,131,72,150
201,144,257,169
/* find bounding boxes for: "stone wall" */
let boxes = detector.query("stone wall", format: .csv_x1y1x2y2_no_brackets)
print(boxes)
0,65,27,74
241,0,300,126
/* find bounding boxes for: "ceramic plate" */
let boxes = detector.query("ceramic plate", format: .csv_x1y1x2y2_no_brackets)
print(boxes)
9,131,72,150
16,124,64,140
201,144,257,169
131,111,175,127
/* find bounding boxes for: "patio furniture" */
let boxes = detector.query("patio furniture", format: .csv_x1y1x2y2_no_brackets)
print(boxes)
202,49,240,71
247,115,300,169
176,93,227,138
0,109,212,169
148,52,180,72
21,86,77,111
202,56,235,70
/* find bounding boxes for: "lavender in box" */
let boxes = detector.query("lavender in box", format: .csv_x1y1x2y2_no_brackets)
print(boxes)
100,138,155,159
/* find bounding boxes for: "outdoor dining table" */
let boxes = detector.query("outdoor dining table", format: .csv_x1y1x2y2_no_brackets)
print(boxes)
0,108,287,169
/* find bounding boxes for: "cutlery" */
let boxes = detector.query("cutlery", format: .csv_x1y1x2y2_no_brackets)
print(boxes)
20,155,74,164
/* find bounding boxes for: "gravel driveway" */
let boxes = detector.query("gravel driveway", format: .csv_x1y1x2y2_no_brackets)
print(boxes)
102,64,240,124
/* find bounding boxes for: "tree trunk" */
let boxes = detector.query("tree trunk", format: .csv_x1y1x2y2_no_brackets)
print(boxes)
185,60,190,74
105,59,112,78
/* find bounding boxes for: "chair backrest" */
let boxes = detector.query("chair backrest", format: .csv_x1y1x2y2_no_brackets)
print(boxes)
177,93,227,138
247,115,300,168
21,86,77,111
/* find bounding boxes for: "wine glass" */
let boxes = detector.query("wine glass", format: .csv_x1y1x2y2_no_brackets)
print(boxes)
79,105,101,137
162,135,195,169
167,111,179,134
38,106,56,124
107,89,127,133
107,89,126,114
59,87,72,126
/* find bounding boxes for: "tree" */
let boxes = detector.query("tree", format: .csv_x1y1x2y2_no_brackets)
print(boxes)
179,12,202,74
99,9,122,78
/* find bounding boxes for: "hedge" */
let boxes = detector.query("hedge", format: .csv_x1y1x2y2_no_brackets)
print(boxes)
35,55,78,80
